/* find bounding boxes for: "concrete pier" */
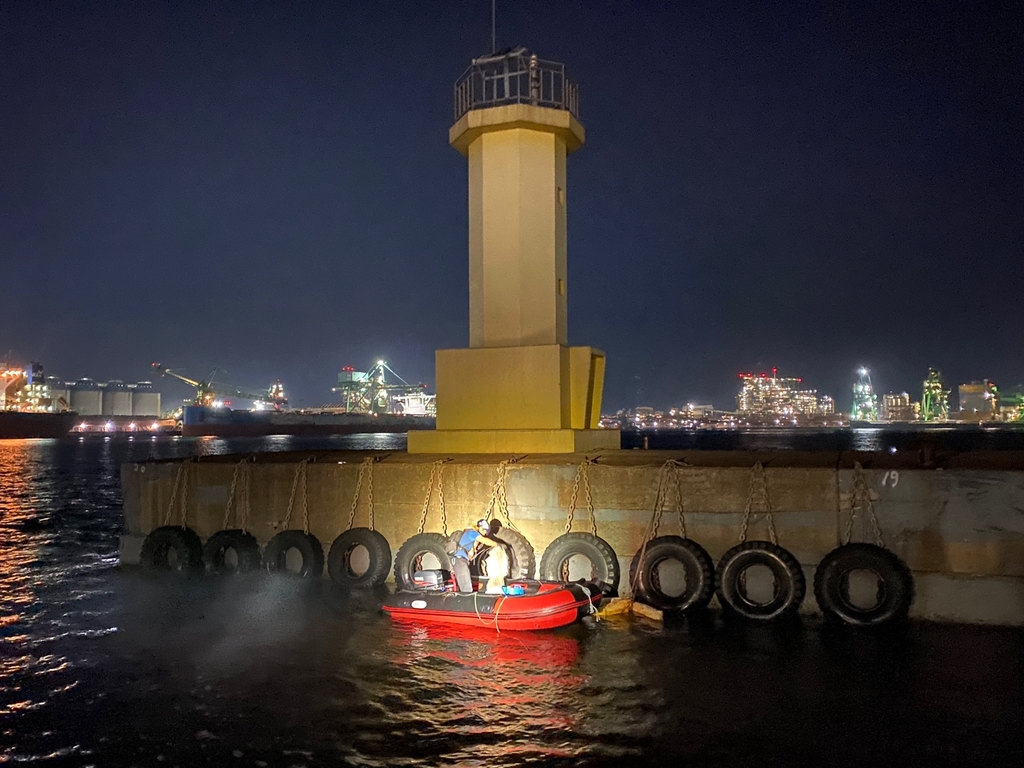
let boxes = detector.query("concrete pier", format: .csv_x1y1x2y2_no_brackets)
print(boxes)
120,449,1024,626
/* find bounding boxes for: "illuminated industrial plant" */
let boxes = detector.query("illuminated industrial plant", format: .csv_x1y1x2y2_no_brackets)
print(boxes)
920,368,949,422
736,369,834,418
850,367,878,422
0,363,62,413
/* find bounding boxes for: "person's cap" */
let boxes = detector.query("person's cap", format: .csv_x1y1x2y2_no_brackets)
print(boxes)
477,518,490,530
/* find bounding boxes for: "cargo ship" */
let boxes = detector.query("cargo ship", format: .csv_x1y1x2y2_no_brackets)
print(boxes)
0,410,78,439
157,360,438,438
181,405,434,437
1,362,77,439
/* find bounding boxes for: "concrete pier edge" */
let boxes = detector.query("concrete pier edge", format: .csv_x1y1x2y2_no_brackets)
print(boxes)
120,448,1024,627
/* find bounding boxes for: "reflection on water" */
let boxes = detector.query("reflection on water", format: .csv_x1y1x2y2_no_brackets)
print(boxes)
0,435,1023,766
625,425,1024,452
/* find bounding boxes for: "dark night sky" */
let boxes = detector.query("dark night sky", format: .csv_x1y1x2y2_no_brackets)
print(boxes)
2,1,1021,412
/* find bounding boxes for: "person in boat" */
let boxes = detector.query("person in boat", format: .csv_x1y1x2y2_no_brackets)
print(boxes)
451,518,500,593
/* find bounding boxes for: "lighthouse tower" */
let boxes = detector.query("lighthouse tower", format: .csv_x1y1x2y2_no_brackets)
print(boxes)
408,48,619,453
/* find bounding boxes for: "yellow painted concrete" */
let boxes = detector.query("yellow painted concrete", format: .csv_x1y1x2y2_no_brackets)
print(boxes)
410,101,607,454
467,127,569,348
449,103,585,157
429,345,607,432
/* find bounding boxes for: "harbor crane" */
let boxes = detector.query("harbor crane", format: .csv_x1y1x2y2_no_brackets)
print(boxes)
151,363,288,409
333,360,434,416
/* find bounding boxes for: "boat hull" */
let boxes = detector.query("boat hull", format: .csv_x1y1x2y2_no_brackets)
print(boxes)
0,411,77,439
181,405,435,438
382,581,602,631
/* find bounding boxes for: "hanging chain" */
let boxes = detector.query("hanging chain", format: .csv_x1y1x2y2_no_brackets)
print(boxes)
222,460,245,529
347,457,376,531
347,459,367,531
416,459,450,535
301,458,311,535
650,459,687,540
739,462,777,545
669,462,686,540
162,461,187,526
844,462,885,547
240,461,251,534
366,458,375,531
565,457,597,535
485,457,520,532
178,462,190,528
417,463,434,535
283,459,309,530
438,462,448,536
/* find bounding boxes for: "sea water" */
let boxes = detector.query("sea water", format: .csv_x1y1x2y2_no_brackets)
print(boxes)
1,434,1022,766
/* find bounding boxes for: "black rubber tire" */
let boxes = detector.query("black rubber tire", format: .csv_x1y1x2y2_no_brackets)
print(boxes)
328,528,392,589
263,530,324,578
491,528,536,580
539,532,620,597
814,543,914,626
140,526,204,574
203,529,261,575
393,532,451,590
628,535,715,613
715,540,806,622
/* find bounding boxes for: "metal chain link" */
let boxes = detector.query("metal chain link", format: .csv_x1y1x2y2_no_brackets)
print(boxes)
670,462,686,540
240,462,251,534
565,457,597,535
283,459,309,530
162,462,187,526
222,460,245,529
366,459,375,531
650,459,688,540
346,457,376,531
844,462,885,546
438,463,448,537
417,462,438,535
301,459,310,535
485,457,520,532
179,462,190,528
346,459,368,531
739,462,777,545
649,470,666,539
416,459,451,535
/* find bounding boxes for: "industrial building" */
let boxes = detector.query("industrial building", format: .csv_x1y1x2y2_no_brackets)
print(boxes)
736,370,833,418
47,378,161,417
958,380,998,416
880,392,918,422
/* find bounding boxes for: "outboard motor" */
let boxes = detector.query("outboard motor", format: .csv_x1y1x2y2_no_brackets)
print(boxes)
412,569,452,591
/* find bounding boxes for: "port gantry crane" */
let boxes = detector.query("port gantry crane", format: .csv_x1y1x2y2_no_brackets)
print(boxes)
332,360,433,415
151,363,288,409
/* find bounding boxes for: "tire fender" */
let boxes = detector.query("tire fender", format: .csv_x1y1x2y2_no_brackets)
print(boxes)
539,532,620,597
203,529,261,575
490,527,536,580
814,543,914,626
393,532,452,590
328,527,392,588
715,540,806,621
629,535,714,612
264,530,324,578
140,526,203,574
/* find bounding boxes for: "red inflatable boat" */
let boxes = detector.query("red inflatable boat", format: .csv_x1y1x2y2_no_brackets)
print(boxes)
382,576,603,631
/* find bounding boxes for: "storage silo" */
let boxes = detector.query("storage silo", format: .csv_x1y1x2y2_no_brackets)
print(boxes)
131,382,161,417
103,381,131,416
70,380,103,415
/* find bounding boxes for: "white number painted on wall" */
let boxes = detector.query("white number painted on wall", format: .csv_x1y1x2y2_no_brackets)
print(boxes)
882,470,899,488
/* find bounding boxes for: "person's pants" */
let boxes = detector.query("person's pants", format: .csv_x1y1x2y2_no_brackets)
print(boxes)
452,557,472,593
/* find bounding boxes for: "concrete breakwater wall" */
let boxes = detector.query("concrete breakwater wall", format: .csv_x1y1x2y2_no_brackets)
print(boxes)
120,449,1024,626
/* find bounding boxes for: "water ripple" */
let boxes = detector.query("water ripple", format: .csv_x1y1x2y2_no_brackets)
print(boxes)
1,436,1023,766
